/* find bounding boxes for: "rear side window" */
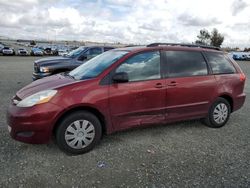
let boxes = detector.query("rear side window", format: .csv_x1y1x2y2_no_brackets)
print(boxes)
166,51,208,78
205,52,236,74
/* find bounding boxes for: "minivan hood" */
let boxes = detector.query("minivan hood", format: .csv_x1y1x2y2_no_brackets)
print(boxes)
17,74,75,99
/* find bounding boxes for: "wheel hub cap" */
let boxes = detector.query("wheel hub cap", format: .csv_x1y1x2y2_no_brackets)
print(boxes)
77,132,84,137
213,103,228,124
65,120,95,149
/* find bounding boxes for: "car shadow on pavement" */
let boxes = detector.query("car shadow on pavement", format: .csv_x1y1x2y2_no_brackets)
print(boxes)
6,119,208,155
98,119,208,147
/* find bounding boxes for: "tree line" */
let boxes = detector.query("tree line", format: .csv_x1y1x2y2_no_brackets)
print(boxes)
195,28,224,47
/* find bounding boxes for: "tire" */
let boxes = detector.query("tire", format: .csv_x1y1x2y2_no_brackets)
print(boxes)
202,97,231,128
56,111,102,155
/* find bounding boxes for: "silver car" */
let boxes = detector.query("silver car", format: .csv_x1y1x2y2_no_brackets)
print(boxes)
17,48,29,56
2,47,15,55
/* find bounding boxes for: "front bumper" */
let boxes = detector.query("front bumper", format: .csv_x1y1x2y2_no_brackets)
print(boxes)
32,72,53,80
6,102,63,144
33,52,43,56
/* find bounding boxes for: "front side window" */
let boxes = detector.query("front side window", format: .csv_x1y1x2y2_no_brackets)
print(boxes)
115,51,161,82
166,51,208,78
205,52,236,74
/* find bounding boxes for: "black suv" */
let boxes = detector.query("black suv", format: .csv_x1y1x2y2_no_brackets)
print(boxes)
32,46,114,80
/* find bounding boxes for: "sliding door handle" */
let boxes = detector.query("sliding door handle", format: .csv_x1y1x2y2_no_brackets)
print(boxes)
167,81,177,87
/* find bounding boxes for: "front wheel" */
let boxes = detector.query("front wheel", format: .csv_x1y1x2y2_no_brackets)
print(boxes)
56,111,102,155
202,97,231,128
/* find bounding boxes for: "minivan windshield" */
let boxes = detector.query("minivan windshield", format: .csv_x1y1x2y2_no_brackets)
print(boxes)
66,47,87,58
69,50,128,80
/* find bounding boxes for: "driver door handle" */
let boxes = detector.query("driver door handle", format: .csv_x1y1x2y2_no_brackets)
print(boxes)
155,83,163,88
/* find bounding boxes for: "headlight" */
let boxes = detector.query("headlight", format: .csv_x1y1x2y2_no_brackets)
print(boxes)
17,90,57,107
40,67,50,73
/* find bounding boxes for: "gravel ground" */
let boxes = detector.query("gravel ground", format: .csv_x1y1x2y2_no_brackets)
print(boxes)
0,56,249,187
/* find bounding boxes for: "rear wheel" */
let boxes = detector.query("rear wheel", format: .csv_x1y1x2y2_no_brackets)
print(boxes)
56,111,102,155
202,97,231,128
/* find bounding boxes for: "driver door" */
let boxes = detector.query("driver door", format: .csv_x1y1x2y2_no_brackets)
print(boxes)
108,51,166,131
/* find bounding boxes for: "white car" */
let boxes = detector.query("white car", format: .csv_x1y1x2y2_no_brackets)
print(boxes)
58,49,69,56
17,48,29,56
1,47,15,55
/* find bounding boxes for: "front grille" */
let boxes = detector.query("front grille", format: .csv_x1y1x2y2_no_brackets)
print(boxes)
3,50,12,53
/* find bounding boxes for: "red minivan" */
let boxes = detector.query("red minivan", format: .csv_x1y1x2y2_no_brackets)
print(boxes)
7,43,246,154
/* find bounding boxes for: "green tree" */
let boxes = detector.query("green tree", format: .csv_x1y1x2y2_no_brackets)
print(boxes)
195,29,210,45
210,28,224,47
243,48,250,52
195,28,224,47
30,40,36,46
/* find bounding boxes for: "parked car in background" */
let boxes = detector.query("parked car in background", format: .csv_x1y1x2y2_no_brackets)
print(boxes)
43,48,53,55
7,43,246,154
43,47,58,56
242,54,247,60
1,47,15,55
51,46,59,56
32,46,114,80
31,48,43,56
17,48,29,56
233,53,241,60
232,52,247,60
58,49,69,56
246,53,250,60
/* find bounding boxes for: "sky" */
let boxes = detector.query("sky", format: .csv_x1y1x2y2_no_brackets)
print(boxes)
0,0,250,48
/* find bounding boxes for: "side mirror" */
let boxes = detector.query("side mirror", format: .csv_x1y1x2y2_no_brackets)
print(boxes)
112,72,129,83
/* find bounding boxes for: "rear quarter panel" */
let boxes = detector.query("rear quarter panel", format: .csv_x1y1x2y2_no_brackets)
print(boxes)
214,73,245,111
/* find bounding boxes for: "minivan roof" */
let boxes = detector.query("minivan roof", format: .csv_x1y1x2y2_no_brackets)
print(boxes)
147,43,221,50
114,45,222,54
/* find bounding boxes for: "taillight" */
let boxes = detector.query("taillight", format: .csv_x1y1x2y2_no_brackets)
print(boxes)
239,73,246,82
